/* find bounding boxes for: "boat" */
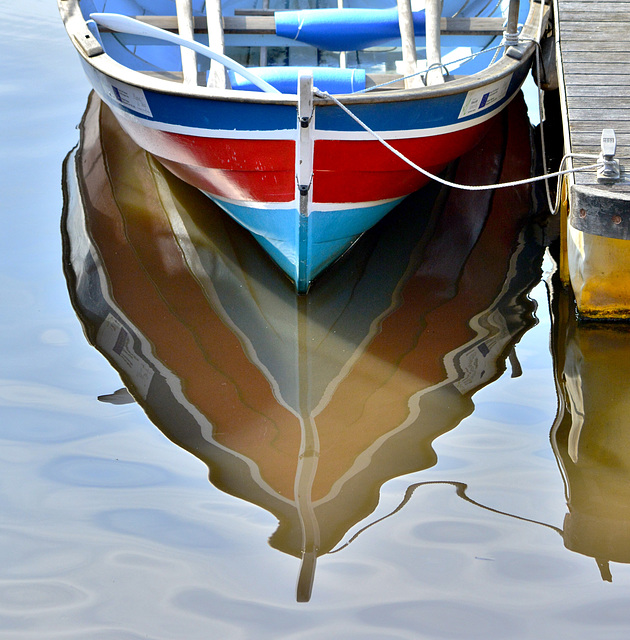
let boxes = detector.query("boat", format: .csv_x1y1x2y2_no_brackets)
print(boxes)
62,87,544,600
58,0,548,293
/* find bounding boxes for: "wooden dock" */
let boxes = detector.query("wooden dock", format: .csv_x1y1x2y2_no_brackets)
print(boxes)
554,0,630,319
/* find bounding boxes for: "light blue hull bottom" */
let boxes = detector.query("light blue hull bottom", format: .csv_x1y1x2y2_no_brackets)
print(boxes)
208,195,406,293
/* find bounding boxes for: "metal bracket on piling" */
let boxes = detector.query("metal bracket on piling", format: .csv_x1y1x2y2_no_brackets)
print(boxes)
598,129,621,184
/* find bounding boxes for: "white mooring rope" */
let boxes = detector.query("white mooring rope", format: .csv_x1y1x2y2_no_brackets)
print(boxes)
315,24,603,212
316,86,600,195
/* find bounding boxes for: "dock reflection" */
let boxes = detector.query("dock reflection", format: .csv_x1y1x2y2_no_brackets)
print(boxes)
550,276,630,581
62,91,543,601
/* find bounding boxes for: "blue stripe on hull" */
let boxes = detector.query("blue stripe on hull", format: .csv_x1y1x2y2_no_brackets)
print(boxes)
209,196,405,291
315,64,530,133
81,61,298,131
81,57,530,137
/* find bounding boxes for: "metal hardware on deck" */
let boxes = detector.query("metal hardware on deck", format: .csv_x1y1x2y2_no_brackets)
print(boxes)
422,63,449,85
598,129,621,184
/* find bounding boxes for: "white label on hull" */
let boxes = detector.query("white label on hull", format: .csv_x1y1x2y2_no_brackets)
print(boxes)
106,79,153,117
458,75,512,119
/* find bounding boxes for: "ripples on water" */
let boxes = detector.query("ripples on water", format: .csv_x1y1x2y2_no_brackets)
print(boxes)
4,2,630,637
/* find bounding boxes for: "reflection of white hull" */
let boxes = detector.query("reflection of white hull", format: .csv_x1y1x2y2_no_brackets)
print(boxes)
62,91,543,600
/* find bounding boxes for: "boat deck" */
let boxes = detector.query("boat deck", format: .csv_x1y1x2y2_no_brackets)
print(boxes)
554,0,630,194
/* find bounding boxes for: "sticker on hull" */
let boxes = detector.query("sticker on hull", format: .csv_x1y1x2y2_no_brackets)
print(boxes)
106,79,153,117
458,75,512,119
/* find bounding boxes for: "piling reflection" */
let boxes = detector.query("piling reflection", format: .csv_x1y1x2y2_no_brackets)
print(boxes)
62,91,543,601
550,277,630,581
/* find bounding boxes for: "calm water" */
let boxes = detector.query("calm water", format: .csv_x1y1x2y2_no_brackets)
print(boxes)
3,2,630,638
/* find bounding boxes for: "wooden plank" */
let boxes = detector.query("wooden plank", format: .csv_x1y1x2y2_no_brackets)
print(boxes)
223,16,275,33
566,84,630,97
570,139,630,149
568,97,630,109
564,63,630,75
559,0,630,5
133,15,505,36
569,109,630,121
569,123,630,135
558,1,630,11
559,41,630,52
563,51,630,64
570,144,630,155
560,26,630,38
560,35,630,46
440,17,504,35
558,11,630,22
134,15,276,33
570,131,629,139
563,74,630,86
570,140,630,153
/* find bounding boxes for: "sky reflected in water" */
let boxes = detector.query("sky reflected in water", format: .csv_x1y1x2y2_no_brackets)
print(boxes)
3,2,630,638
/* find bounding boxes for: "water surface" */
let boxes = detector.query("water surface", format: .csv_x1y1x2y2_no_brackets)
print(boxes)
3,2,630,638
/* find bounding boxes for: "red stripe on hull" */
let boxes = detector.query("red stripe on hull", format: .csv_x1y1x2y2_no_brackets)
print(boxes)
313,120,492,202
116,112,493,206
117,117,296,202
158,158,296,203
314,168,437,204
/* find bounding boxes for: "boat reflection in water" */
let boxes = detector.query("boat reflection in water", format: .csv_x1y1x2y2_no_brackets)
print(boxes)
62,91,544,601
550,277,630,582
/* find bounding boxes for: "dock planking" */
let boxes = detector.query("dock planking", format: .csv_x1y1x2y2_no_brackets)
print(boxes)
554,0,630,320
554,0,630,191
